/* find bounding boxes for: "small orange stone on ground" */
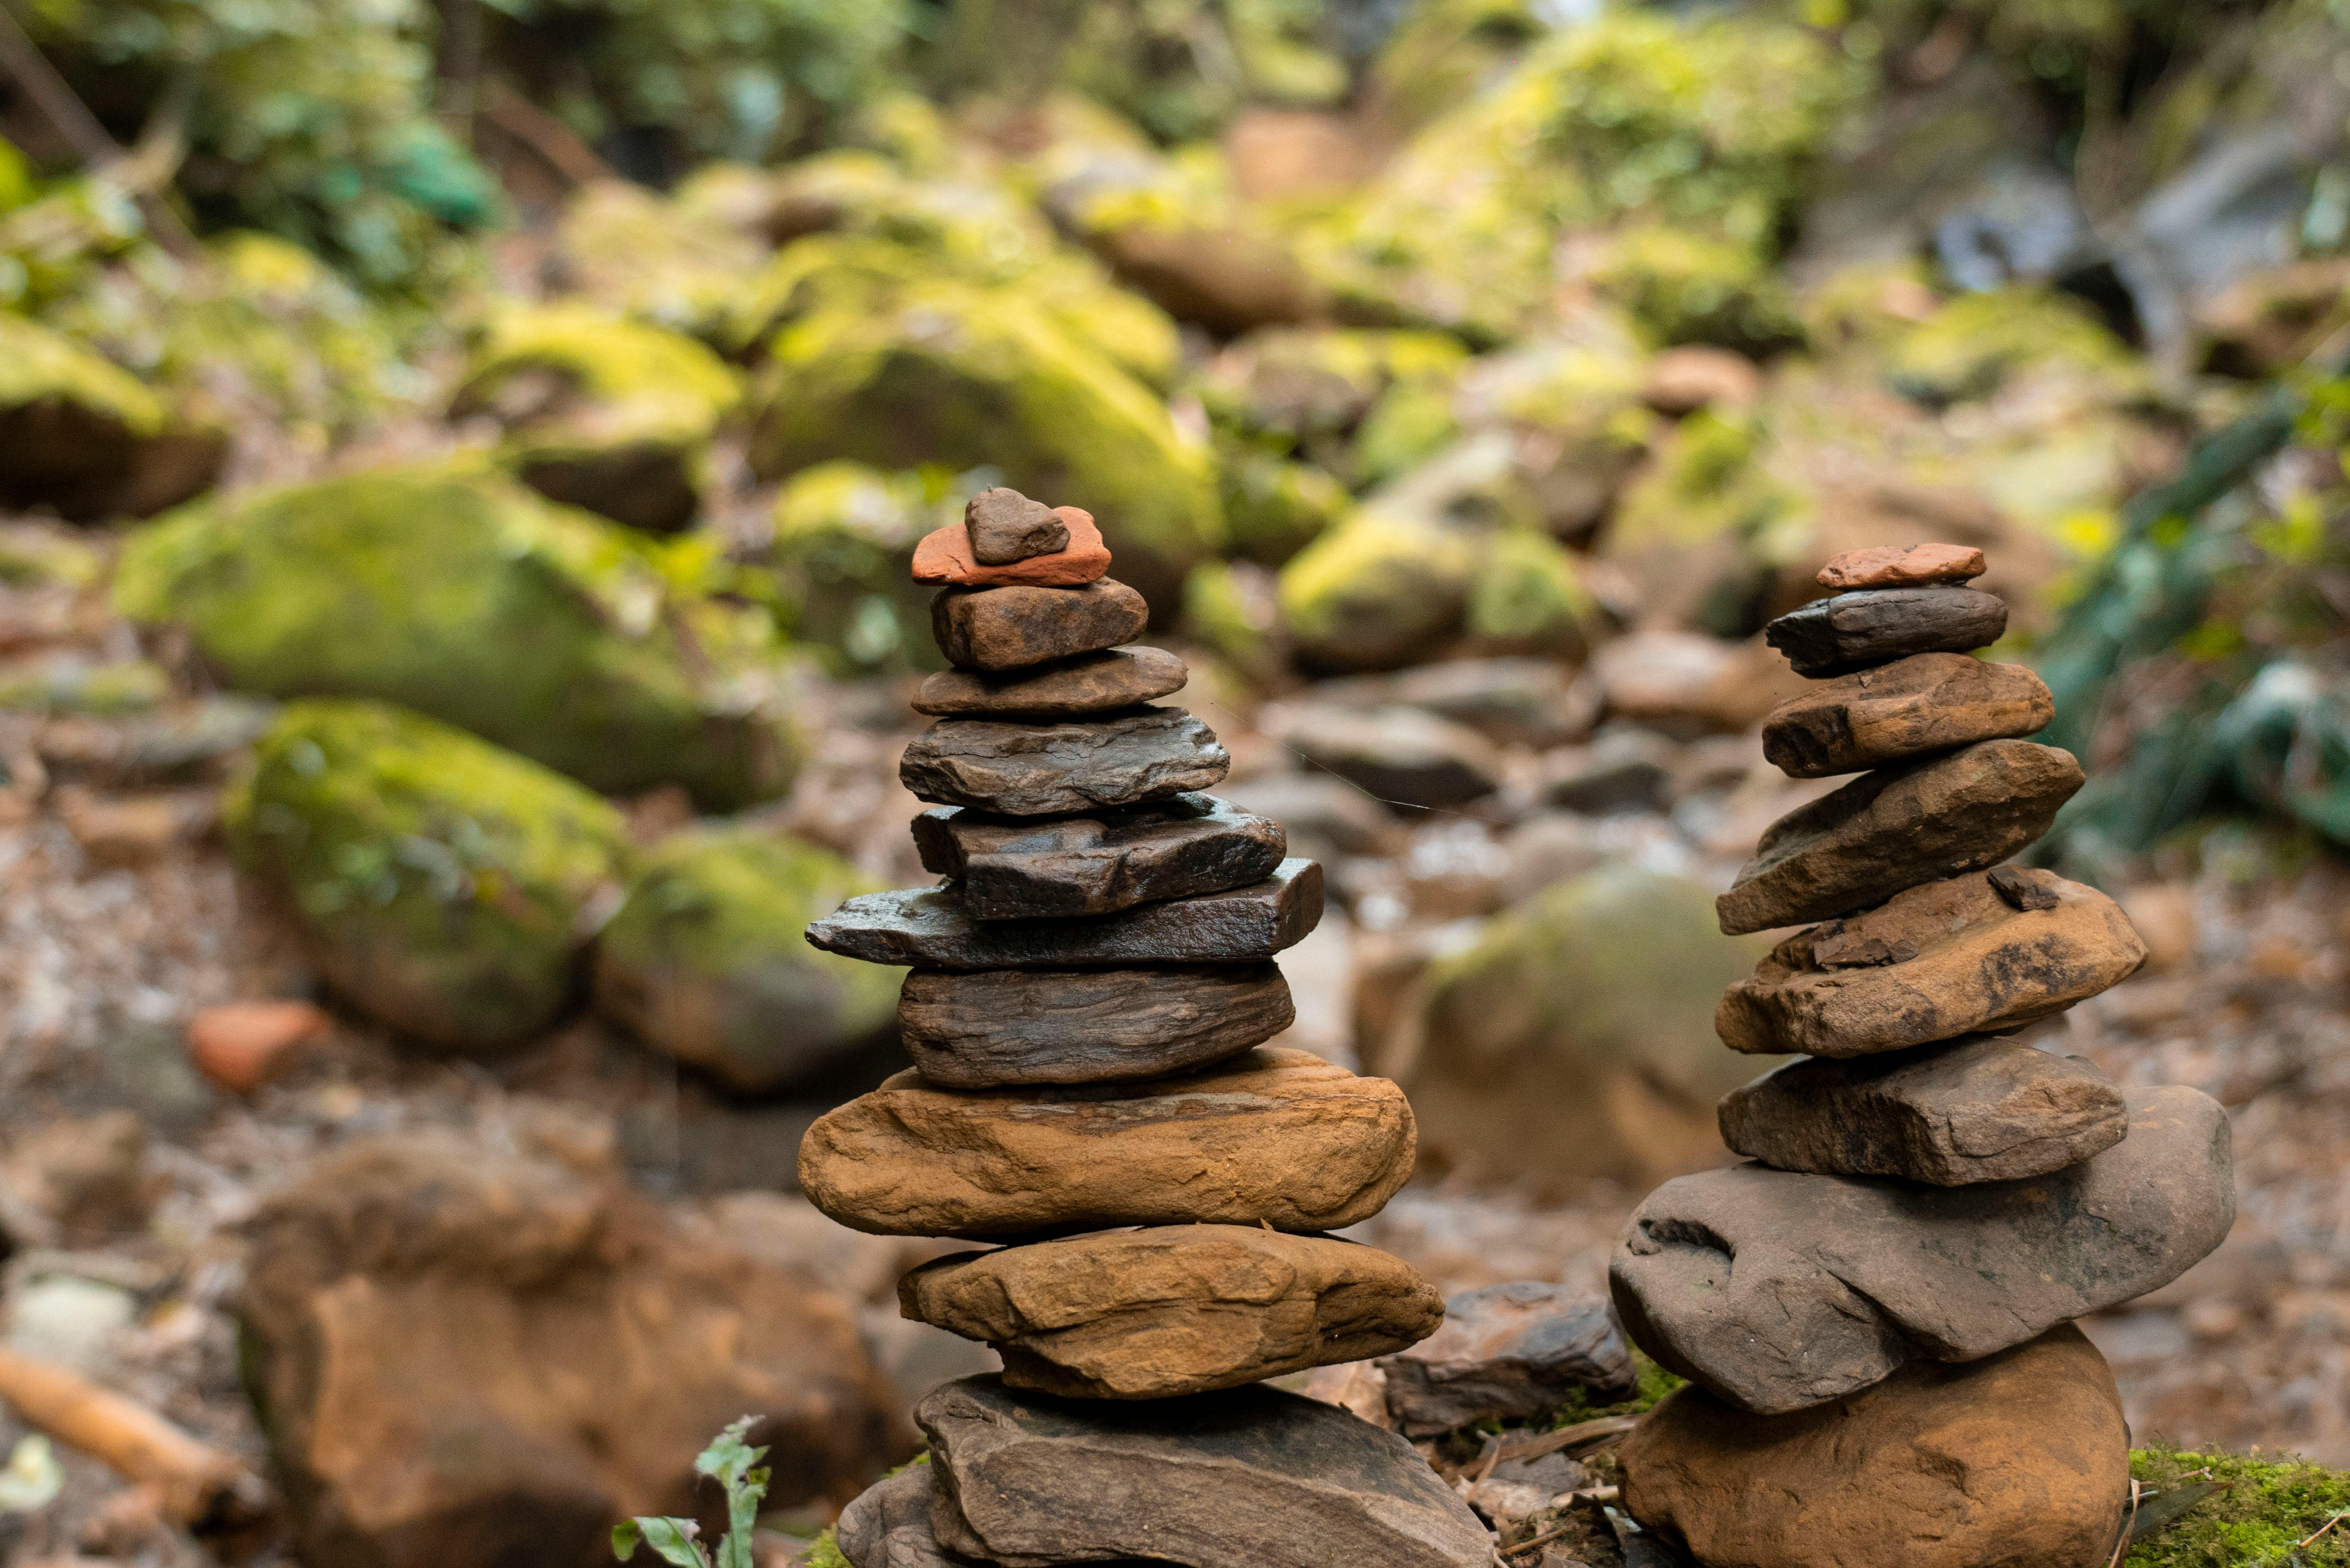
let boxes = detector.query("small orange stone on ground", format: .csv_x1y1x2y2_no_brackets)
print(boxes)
1815,542,1986,590
187,1001,331,1094
912,508,1110,586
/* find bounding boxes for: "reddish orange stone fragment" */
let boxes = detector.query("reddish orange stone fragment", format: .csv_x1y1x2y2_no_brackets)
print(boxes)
912,508,1109,586
1816,542,1987,590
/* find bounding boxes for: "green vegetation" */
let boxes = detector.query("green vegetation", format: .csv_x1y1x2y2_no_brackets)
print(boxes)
2127,1444,2350,1567
614,1417,772,1568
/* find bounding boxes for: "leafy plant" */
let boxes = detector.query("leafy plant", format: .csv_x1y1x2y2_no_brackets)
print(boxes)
613,1417,771,1568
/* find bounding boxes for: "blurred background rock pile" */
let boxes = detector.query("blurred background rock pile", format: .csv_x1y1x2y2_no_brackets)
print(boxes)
4,0,2350,1563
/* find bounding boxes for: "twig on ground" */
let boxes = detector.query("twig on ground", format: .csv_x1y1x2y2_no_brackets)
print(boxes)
0,1346,264,1524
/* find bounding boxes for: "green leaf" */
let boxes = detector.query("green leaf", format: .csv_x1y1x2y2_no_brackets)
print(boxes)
613,1516,710,1568
693,1417,772,1568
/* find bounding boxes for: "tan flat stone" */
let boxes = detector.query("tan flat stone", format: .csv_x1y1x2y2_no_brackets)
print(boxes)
1760,653,2053,778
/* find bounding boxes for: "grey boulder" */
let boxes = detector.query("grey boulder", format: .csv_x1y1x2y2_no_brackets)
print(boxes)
1376,1281,1636,1437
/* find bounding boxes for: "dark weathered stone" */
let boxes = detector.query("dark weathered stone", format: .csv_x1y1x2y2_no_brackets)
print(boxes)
1814,543,1987,591
931,580,1150,672
902,1228,1444,1400
1760,653,2054,778
898,964,1294,1088
1765,587,2009,678
910,794,1284,920
1270,703,1501,810
1718,1035,2129,1185
917,1375,1494,1568
899,708,1229,816
1988,864,2059,910
966,487,1068,565
1376,1281,1636,1437
806,858,1322,970
1609,1084,2235,1414
912,647,1186,720
837,1466,984,1568
1715,740,2085,934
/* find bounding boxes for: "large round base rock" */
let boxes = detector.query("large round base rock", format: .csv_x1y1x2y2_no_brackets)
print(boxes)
899,965,1294,1088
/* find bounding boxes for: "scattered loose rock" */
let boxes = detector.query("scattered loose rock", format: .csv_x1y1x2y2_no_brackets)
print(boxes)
912,646,1187,719
1760,653,2054,778
1376,1281,1635,1436
1609,1084,2235,1413
1765,586,2009,678
1715,740,2086,935
185,1000,331,1095
1814,543,1988,591
913,508,1110,587
898,708,1230,816
1269,703,1503,810
931,580,1151,672
966,487,1070,565
1313,656,1600,748
911,794,1285,920
798,1047,1416,1239
898,965,1295,1088
902,1227,1444,1400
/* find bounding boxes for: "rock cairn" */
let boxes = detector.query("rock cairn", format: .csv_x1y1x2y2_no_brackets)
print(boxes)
1612,543,2238,1568
800,488,1494,1568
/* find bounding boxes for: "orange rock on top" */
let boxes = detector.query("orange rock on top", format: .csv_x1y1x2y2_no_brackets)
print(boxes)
1816,543,1986,591
913,507,1109,587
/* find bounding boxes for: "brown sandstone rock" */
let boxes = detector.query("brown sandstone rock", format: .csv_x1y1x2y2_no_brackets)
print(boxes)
899,965,1294,1088
1715,740,2085,935
901,1227,1443,1399
911,794,1284,920
1814,543,1988,591
912,646,1187,719
1718,1035,2129,1185
1608,1084,2235,1413
1759,653,2053,778
1620,1324,2129,1568
797,1047,1416,1239
1715,868,2146,1055
1765,586,2008,678
966,487,1069,565
898,708,1229,815
932,580,1150,671
913,508,1109,587
1376,1281,1635,1436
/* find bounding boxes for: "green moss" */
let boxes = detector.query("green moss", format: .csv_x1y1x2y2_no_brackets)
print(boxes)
228,699,626,1051
0,527,102,588
1368,0,1549,137
800,1530,850,1568
457,303,739,450
1588,226,1801,354
1354,378,1464,487
1276,505,1475,671
112,465,798,808
1465,528,1594,656
768,460,946,673
557,179,772,342
1217,446,1352,568
0,654,170,716
1199,327,1469,461
2127,1445,2350,1566
0,312,165,433
1181,558,1284,683
1886,286,2142,406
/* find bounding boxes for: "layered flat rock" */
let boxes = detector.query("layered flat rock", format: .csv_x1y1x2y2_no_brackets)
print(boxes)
836,1466,977,1568
914,508,1108,587
1621,1324,2129,1568
912,647,1186,720
911,794,1284,920
1715,740,2085,935
1269,703,1502,810
899,708,1229,815
1760,653,2054,778
798,1046,1415,1239
931,580,1150,672
1814,543,1987,591
1609,1084,2234,1414
1765,586,2009,678
1376,1281,1635,1437
1718,1035,2129,1185
898,964,1294,1088
966,487,1068,565
901,1228,1444,1400
806,858,1321,970
917,1375,1494,1568
1716,867,2146,1055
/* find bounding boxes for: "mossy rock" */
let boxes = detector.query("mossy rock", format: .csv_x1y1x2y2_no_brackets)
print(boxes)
1181,558,1286,685
452,304,738,533
767,460,947,674
1455,327,1656,538
2126,1444,2350,1566
1276,504,1476,672
1198,327,1469,477
1587,225,1802,355
747,277,1221,612
112,466,798,809
0,312,226,522
556,179,772,342
1464,528,1596,659
228,699,628,1052
1602,406,1799,637
1216,445,1352,568
592,827,902,1094
1885,286,2144,407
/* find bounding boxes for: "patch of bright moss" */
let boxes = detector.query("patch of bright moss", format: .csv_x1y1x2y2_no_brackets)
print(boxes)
1588,225,1802,355
1886,286,2142,407
2126,1444,2350,1567
1276,505,1475,671
1217,446,1352,568
0,312,164,432
799,1529,850,1568
1465,528,1595,656
767,460,946,673
458,302,739,449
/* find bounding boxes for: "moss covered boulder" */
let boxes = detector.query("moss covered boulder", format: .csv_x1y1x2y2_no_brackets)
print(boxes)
767,461,946,673
229,700,628,1052
451,304,738,533
592,828,902,1093
0,313,226,521
113,467,798,808
1276,504,1475,672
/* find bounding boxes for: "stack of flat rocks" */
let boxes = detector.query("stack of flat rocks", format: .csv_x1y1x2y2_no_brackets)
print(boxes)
1612,543,2237,1568
803,489,1491,1568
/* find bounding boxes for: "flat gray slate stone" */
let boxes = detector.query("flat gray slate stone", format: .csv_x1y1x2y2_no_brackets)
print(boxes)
932,580,1150,671
899,708,1230,816
899,964,1294,1087
1718,1035,2129,1185
1376,1280,1635,1437
1766,586,2009,678
911,793,1285,920
806,858,1323,970
912,646,1187,720
918,1375,1495,1568
1610,1083,2234,1415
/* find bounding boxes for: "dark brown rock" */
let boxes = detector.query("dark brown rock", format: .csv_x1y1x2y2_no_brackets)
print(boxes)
837,1465,982,1568
932,580,1150,672
1760,653,2054,778
806,858,1322,970
1620,1324,2129,1568
1715,868,2146,1056
899,708,1229,816
912,647,1186,719
1609,1084,2235,1413
1718,1035,2129,1185
1268,702,1501,810
902,1228,1444,1400
898,964,1294,1088
1814,543,1988,591
1376,1281,1635,1437
1765,587,2009,678
966,487,1069,565
911,794,1284,920
1715,740,2085,934
917,1375,1494,1568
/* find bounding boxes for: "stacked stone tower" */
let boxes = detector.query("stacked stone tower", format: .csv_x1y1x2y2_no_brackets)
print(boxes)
1612,544,2238,1567
799,490,1494,1568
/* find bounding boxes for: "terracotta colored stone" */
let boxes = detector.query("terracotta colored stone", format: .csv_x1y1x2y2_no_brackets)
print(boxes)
797,1047,1416,1239
1760,653,2053,778
1620,1324,2129,1568
913,508,1108,587
1376,1281,1635,1436
911,794,1284,920
912,646,1186,719
1765,586,2008,678
1814,543,1988,591
898,965,1294,1088
898,708,1229,816
1716,868,2146,1055
186,1000,332,1094
901,1227,1443,1399
965,487,1068,565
